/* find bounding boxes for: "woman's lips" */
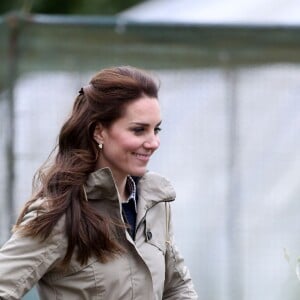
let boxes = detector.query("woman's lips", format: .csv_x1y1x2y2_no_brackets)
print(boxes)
133,152,151,161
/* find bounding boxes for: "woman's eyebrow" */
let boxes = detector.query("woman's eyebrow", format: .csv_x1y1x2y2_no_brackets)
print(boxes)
130,120,162,126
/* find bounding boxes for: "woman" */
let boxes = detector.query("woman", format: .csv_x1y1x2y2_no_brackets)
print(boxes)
0,66,198,299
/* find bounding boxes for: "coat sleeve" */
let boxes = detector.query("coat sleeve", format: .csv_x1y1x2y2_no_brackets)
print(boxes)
163,203,198,300
0,209,66,300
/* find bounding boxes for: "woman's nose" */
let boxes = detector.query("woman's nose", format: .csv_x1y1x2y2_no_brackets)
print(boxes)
143,134,160,149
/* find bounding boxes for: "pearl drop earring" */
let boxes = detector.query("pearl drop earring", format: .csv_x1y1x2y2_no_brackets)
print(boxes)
98,143,103,150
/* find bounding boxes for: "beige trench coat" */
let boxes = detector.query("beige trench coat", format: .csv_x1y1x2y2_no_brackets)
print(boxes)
0,168,198,299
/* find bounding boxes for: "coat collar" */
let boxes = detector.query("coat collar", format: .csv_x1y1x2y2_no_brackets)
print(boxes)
85,167,119,201
84,167,176,204
137,171,176,205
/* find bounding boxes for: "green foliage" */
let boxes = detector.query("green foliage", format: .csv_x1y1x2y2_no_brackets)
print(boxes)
0,0,144,15
0,0,21,13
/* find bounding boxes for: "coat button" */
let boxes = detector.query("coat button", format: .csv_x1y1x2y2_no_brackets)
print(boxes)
146,230,152,240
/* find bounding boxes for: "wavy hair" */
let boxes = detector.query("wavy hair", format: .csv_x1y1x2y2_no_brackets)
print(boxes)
14,66,159,266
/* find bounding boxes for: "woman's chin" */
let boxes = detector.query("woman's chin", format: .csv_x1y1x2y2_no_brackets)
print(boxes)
130,168,147,177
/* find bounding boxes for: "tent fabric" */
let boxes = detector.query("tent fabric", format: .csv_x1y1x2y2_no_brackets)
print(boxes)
119,0,300,25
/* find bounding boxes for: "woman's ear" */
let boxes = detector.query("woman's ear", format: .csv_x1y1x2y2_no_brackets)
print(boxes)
93,123,105,145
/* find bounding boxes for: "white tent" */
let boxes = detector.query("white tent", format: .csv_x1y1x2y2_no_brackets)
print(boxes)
120,0,300,25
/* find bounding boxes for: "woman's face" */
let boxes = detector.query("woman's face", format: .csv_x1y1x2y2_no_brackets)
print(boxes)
94,96,161,181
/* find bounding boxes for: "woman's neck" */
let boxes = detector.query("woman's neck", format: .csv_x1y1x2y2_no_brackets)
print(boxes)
114,175,128,203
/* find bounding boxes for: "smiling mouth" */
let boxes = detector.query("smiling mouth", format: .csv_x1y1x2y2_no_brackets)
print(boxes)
133,153,151,161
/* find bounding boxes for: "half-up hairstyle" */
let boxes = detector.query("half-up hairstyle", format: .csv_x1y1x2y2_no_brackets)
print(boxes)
14,66,159,266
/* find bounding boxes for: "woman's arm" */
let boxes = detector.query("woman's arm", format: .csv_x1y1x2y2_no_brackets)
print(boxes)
0,210,65,299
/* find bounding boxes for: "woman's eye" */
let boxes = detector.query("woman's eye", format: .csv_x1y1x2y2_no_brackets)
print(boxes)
131,126,162,135
154,127,162,134
132,127,145,134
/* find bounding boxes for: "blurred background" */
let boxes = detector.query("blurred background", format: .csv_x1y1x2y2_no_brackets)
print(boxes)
1,0,300,299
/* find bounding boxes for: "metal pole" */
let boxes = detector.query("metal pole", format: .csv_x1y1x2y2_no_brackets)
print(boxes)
6,13,19,231
225,67,244,300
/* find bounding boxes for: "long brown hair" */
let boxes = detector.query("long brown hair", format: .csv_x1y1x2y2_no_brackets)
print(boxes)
14,66,159,266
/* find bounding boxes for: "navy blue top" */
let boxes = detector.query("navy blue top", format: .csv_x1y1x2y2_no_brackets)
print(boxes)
122,176,138,239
